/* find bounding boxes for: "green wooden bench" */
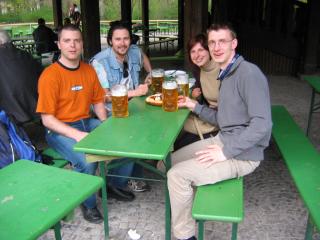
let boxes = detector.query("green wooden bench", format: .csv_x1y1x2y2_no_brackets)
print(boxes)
271,105,320,240
192,177,244,240
0,160,103,240
42,148,69,168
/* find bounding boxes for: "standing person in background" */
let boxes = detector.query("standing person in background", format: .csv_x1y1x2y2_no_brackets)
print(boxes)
167,22,272,240
91,21,151,200
32,18,58,56
174,33,220,150
36,25,106,223
68,3,81,28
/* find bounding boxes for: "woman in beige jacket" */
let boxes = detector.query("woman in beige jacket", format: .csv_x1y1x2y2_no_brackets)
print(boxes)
174,33,220,150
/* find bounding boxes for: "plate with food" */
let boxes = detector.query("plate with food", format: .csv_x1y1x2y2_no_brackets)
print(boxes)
164,70,186,78
145,93,162,106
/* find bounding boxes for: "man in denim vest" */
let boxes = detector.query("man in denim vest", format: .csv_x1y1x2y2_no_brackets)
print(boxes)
91,21,151,200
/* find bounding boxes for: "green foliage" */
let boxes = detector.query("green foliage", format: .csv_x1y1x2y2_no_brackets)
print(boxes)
102,0,121,20
149,0,178,20
0,0,179,24
101,0,178,20
0,6,53,23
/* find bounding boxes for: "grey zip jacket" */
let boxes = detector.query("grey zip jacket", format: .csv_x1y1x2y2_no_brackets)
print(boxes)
194,56,272,161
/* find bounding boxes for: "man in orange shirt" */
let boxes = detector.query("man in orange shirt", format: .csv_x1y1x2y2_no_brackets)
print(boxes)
36,24,106,223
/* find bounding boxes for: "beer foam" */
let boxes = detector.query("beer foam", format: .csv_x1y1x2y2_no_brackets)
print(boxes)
151,69,164,77
111,84,127,96
152,72,164,77
163,81,177,90
176,74,188,84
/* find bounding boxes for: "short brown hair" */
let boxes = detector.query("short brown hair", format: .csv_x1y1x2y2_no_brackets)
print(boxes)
207,22,237,39
57,24,82,41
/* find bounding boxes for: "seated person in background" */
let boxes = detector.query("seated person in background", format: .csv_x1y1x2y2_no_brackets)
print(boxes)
0,30,43,124
168,22,272,240
36,25,106,223
32,18,58,56
174,33,220,150
91,21,151,198
63,17,72,26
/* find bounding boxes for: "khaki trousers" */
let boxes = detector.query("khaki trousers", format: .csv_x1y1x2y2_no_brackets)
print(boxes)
167,136,260,239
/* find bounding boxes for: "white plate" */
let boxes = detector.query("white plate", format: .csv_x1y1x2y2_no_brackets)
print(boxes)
164,70,186,77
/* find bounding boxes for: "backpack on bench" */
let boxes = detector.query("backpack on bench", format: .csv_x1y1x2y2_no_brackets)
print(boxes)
0,109,42,169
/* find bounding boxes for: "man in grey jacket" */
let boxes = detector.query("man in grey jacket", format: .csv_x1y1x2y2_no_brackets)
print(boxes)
167,23,272,240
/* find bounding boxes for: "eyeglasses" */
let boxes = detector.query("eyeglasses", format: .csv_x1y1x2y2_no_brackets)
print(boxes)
208,39,234,48
123,61,128,78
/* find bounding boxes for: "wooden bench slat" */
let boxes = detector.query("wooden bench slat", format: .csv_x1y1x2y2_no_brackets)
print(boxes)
192,177,243,223
271,105,320,230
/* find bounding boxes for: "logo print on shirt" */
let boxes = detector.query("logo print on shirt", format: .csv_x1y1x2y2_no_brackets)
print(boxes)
71,85,83,91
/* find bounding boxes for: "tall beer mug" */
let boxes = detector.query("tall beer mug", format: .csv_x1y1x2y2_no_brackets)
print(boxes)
111,84,129,118
162,80,178,112
151,68,165,93
176,73,189,97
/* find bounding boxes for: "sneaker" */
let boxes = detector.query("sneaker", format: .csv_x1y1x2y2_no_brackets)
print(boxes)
127,180,151,192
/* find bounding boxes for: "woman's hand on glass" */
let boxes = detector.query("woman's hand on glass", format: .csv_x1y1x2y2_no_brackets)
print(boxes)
178,96,197,111
191,87,201,98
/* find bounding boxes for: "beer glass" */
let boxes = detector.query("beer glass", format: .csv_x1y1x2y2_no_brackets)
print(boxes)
162,80,178,112
176,73,189,97
111,84,129,118
151,69,165,93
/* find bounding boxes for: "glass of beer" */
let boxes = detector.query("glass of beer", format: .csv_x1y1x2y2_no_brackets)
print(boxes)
151,68,165,93
176,73,189,98
162,80,178,112
111,84,129,118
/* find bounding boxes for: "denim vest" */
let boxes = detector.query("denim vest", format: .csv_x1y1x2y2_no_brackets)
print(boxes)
92,45,142,90
91,45,142,116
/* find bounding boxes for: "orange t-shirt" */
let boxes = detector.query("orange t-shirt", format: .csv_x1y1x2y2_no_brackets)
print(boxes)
36,61,105,122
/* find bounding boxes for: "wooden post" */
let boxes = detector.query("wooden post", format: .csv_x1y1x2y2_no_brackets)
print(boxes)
303,0,320,73
80,0,101,60
52,0,63,29
121,0,132,32
178,0,184,51
183,0,208,67
142,0,149,55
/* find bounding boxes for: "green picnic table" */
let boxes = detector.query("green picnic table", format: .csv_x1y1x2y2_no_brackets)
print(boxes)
74,96,190,240
0,160,103,240
303,76,320,136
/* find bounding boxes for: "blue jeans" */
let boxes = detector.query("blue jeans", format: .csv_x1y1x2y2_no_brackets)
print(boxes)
104,110,144,188
45,118,134,208
108,158,134,188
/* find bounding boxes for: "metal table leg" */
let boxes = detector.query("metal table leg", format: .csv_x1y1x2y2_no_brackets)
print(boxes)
165,154,172,240
99,161,109,240
304,214,313,240
306,89,315,136
198,221,204,240
231,223,238,240
53,221,62,240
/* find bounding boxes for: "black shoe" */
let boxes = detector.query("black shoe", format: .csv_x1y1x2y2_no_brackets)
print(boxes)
178,237,197,240
107,186,135,201
80,205,103,224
